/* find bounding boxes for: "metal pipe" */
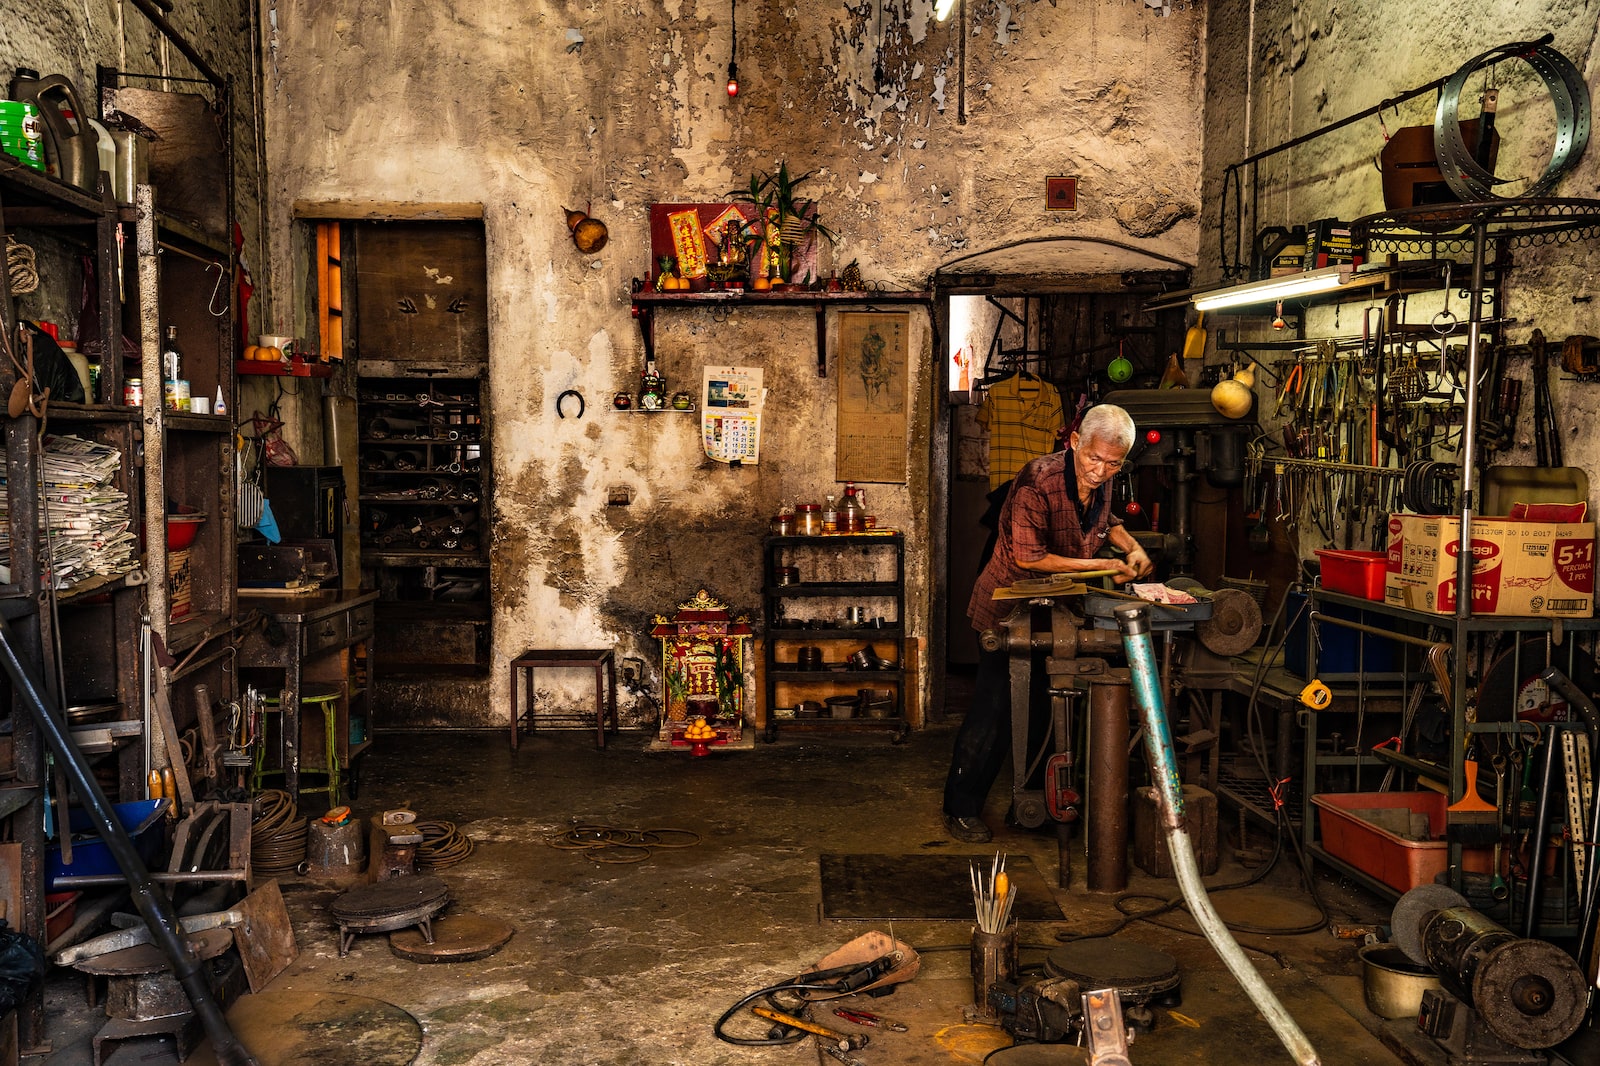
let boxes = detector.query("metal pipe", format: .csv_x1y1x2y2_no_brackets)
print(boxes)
1455,218,1489,627
0,606,259,1066
1086,678,1130,893
1226,34,1551,172
1054,688,1077,890
128,0,226,87
1115,605,1321,1066
1522,725,1563,939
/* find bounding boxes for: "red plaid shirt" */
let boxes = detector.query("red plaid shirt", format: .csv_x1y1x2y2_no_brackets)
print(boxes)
967,449,1121,632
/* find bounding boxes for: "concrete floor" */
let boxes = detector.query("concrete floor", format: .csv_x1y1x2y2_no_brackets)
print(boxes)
40,724,1416,1066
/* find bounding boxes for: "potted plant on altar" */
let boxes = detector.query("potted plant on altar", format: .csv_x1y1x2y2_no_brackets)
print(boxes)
733,163,837,287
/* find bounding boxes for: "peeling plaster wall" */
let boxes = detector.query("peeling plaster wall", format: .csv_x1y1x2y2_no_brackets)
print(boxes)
259,0,1204,728
1201,2,1600,545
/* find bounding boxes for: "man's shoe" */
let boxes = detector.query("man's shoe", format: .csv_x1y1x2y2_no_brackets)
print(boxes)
944,813,992,843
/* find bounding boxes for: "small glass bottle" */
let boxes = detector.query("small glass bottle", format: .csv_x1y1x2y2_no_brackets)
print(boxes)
160,325,182,383
822,494,838,534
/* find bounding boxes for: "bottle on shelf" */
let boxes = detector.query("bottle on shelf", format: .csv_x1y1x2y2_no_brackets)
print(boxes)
840,482,864,533
161,325,182,383
822,494,838,534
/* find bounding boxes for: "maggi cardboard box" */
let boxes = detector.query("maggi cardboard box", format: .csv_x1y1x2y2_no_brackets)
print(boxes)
1384,513,1595,617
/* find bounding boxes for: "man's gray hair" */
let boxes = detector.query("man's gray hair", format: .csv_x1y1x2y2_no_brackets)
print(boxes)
1079,404,1135,452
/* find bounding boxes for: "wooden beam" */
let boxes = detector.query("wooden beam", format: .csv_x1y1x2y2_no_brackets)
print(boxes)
292,200,485,221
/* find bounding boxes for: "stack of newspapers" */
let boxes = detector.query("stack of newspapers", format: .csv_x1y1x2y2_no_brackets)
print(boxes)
0,435,137,589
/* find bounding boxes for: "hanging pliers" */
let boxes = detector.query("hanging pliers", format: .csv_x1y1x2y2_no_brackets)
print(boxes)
833,1007,908,1032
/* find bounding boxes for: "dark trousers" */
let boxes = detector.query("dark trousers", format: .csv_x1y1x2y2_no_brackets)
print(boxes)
943,644,1048,819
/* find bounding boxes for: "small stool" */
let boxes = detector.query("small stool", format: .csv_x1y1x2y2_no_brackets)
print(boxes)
510,649,617,750
254,683,343,804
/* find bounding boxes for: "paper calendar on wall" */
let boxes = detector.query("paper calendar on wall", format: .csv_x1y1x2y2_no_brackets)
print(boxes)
702,366,765,464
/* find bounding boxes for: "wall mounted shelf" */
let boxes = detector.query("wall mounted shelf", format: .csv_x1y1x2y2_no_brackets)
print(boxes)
629,288,933,376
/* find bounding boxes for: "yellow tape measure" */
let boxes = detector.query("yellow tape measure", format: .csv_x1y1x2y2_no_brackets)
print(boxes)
1300,680,1332,710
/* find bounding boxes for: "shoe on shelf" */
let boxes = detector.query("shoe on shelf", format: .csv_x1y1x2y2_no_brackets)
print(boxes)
943,813,992,844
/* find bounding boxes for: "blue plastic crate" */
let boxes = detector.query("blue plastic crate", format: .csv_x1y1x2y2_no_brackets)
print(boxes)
46,798,170,888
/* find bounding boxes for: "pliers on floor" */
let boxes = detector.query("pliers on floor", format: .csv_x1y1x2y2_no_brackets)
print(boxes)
833,1007,908,1032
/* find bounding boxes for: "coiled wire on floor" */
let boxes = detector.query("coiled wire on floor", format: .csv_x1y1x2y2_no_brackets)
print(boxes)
415,819,474,870
546,823,700,864
251,789,308,875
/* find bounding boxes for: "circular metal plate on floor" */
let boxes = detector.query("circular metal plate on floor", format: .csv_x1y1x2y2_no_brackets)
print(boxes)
331,875,450,925
983,1044,1091,1064
390,911,514,963
1045,939,1179,1000
185,990,422,1066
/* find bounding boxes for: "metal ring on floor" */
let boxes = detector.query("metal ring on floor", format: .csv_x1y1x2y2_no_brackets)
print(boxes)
585,844,652,864
638,828,701,848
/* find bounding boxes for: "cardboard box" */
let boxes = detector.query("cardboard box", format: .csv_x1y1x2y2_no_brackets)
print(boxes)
1384,513,1595,617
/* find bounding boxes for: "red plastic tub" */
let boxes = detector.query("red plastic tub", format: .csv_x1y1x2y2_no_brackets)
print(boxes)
1311,792,1447,893
1315,548,1388,600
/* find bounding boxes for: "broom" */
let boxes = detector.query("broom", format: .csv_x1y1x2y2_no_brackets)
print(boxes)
1447,742,1500,846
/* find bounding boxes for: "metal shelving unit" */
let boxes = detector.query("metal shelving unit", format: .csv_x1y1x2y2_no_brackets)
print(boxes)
760,533,909,742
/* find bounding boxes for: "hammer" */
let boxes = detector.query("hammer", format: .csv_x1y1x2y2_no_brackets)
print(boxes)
750,1007,868,1051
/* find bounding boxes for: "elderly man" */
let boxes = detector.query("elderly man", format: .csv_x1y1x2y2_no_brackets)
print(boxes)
943,403,1151,843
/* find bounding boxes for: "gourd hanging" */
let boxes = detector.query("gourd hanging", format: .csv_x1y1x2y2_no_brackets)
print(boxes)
563,205,609,254
1210,363,1256,419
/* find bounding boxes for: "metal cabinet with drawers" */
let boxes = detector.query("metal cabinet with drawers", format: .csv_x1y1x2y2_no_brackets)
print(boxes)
237,590,378,797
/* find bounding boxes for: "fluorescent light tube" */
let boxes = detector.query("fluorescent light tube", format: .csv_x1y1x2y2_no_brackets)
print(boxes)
1192,266,1368,311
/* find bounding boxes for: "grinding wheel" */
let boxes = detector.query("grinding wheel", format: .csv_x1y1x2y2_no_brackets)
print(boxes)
390,911,513,963
984,1045,1091,1064
1391,883,1467,965
1196,588,1262,657
1470,935,1590,1049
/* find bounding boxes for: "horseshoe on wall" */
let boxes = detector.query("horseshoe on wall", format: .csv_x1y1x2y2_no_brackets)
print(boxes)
556,389,585,419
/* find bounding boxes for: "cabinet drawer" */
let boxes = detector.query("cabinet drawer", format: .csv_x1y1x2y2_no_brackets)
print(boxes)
347,603,375,645
302,612,347,657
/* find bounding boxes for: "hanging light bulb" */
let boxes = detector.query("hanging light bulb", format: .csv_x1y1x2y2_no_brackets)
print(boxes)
727,0,740,98
1271,300,1287,331
934,0,958,20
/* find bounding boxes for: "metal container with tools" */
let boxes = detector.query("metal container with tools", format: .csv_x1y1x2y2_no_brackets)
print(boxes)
795,646,823,670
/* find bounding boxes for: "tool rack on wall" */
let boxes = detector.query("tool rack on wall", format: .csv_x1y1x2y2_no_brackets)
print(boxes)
1278,200,1600,928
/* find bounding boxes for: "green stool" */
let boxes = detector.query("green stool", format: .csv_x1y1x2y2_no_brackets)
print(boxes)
253,683,344,804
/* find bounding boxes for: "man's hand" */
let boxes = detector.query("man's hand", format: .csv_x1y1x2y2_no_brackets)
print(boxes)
1112,547,1153,585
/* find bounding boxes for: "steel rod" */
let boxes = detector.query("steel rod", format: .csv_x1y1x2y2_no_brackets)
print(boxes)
1116,604,1321,1066
1522,725,1562,939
